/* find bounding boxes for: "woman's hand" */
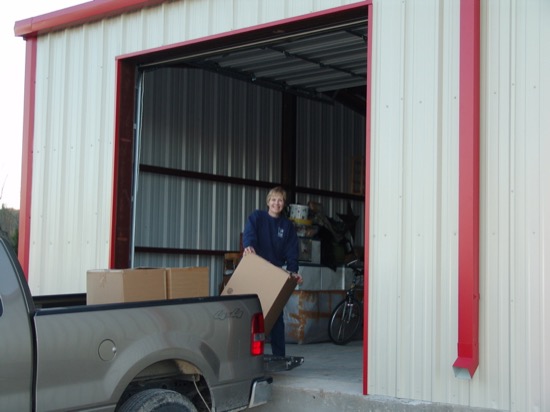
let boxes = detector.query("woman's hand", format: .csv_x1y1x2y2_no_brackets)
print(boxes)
243,246,256,256
291,272,303,285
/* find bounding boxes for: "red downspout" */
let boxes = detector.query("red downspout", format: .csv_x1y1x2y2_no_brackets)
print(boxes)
453,0,480,379
17,37,38,279
363,1,373,395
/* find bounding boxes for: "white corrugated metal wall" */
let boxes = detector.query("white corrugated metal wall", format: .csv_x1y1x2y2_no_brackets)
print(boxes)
369,0,460,402
480,0,550,410
369,0,549,410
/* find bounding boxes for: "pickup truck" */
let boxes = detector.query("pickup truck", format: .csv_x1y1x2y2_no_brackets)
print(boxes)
0,237,272,411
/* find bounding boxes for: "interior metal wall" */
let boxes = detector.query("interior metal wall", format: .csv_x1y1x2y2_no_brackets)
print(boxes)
369,0,550,411
295,98,366,194
134,67,365,292
134,68,283,292
295,97,366,249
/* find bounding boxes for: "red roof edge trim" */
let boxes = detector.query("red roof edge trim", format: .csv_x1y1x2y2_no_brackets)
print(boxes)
14,0,166,39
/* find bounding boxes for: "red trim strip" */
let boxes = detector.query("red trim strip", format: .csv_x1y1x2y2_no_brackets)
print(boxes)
363,1,373,396
453,0,480,379
110,60,122,269
110,59,138,269
14,0,166,38
17,38,38,279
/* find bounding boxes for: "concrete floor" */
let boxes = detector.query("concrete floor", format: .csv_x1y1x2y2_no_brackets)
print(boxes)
255,341,499,412
273,340,364,395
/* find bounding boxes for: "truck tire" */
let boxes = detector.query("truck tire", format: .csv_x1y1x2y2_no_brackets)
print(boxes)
118,389,198,412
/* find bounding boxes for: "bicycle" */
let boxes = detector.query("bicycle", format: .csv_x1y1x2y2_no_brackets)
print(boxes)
328,259,364,345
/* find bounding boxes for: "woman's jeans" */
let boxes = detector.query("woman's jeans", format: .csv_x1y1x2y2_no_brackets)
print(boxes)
270,312,286,357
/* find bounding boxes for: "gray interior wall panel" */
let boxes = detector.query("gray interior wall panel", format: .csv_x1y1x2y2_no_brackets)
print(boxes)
137,68,283,257
296,97,365,193
136,175,248,251
140,68,282,180
135,66,365,291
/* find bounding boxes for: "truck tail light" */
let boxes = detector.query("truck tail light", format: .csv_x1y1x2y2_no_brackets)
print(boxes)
250,312,265,356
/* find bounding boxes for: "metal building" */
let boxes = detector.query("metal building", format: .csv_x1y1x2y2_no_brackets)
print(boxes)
14,0,549,411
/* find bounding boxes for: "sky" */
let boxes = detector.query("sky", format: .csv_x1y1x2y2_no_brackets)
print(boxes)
0,0,82,209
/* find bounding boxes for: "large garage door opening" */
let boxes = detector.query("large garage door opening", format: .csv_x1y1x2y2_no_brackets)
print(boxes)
112,3,370,391
125,8,368,267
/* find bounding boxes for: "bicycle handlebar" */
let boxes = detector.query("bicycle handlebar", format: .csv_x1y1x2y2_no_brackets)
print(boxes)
346,259,364,271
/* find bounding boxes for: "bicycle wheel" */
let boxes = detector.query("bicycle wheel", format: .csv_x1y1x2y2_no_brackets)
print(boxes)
328,297,362,345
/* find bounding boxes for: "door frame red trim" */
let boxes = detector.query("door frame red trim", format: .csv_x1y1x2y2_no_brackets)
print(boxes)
17,38,38,278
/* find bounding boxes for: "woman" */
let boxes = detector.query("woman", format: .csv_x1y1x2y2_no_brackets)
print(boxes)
242,186,302,357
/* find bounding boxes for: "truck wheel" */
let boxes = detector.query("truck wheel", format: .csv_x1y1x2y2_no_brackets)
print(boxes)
118,389,198,412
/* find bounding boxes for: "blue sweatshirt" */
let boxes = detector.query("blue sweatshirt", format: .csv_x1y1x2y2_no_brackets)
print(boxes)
243,210,299,273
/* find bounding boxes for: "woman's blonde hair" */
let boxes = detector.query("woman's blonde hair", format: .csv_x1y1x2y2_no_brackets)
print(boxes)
266,186,287,205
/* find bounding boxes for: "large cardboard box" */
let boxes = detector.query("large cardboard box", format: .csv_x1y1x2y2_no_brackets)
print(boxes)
221,254,297,334
166,267,209,299
87,268,166,304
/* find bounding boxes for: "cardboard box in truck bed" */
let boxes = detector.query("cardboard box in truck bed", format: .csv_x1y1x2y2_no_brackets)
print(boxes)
221,254,297,334
87,268,166,304
166,267,209,299
87,267,210,304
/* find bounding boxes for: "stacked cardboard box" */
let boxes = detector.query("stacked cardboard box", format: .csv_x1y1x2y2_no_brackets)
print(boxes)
87,267,209,305
166,267,209,299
